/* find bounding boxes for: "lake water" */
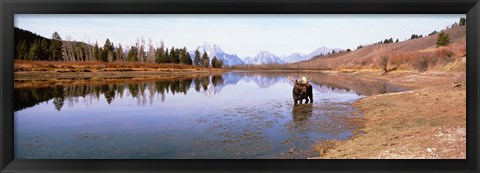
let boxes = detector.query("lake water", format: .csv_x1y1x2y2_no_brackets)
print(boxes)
14,72,406,159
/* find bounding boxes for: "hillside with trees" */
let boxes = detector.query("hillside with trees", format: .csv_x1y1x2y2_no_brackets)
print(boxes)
14,27,223,71
283,21,466,73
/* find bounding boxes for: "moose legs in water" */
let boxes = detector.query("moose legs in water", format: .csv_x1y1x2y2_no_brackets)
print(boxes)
305,83,313,103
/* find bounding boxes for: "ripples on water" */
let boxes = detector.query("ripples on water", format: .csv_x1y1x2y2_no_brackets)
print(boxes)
14,72,405,159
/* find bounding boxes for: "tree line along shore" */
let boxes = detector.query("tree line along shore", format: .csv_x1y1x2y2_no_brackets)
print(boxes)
15,28,224,70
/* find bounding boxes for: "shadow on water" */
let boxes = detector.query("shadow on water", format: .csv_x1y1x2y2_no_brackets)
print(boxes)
14,71,408,159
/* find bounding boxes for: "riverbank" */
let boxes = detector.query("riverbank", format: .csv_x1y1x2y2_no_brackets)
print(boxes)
14,60,225,73
312,70,466,159
14,60,226,88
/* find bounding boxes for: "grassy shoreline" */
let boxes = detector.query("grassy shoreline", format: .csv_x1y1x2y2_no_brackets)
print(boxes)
312,71,466,159
14,60,226,72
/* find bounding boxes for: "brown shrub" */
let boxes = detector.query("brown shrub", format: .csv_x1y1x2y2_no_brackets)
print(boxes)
412,57,429,71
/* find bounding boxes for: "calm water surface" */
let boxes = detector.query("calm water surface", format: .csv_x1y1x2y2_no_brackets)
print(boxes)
14,72,405,159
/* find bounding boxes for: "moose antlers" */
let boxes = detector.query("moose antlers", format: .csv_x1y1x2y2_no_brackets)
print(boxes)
288,76,298,83
288,75,311,84
300,75,311,84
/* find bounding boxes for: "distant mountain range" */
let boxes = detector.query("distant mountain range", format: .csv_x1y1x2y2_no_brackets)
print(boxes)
189,42,342,66
282,46,344,63
189,42,245,66
246,51,286,65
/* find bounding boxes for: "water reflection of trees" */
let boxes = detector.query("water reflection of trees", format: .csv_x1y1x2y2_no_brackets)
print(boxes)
231,72,405,95
14,72,405,112
14,75,226,112
15,86,65,112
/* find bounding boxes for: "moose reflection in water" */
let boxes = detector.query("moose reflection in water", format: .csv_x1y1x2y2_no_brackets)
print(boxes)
292,103,313,122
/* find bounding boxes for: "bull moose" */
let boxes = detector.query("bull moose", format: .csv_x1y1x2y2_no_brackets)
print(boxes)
290,76,313,104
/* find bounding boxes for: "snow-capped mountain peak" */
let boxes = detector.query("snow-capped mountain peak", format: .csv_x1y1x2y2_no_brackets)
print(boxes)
188,43,343,66
256,51,275,58
198,42,224,54
251,51,285,65
282,52,306,63
189,42,245,66
242,56,254,64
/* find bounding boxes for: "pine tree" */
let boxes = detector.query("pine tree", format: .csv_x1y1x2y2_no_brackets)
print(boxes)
202,52,210,67
155,47,166,63
116,44,124,61
211,56,217,68
185,52,193,65
411,34,418,39
194,50,201,66
50,31,63,61
16,40,27,60
174,48,181,64
459,17,466,26
93,42,100,61
39,39,50,60
164,48,170,63
170,47,177,63
28,39,40,61
436,32,450,47
103,38,115,62
98,47,106,62
127,45,138,62
179,47,189,64
395,39,399,43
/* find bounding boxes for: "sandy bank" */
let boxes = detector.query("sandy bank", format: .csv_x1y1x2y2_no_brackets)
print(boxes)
312,71,466,159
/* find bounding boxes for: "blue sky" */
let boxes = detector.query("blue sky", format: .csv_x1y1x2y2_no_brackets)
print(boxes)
15,14,464,58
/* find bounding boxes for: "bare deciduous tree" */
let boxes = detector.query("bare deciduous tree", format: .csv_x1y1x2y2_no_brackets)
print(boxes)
136,38,141,62
136,37,146,62
147,38,156,63
62,35,76,62
374,46,389,75
116,43,124,62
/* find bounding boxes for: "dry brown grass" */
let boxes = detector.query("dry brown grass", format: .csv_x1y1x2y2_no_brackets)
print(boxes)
313,72,466,159
14,60,223,72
